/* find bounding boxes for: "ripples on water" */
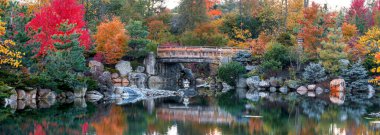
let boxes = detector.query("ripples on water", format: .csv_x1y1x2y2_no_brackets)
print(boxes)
0,89,380,135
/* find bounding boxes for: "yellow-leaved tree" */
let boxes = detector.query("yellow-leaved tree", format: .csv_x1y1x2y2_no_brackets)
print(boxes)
359,27,380,85
228,27,252,48
94,17,129,64
0,19,23,68
287,0,304,32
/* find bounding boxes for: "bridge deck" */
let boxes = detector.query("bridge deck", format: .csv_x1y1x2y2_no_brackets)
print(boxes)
157,46,248,63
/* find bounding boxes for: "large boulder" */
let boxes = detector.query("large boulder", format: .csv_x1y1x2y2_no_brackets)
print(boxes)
66,92,75,99
89,60,104,75
111,73,119,79
286,80,300,89
279,86,288,94
315,87,324,95
128,73,148,88
270,87,277,92
269,77,282,87
25,89,37,100
144,52,157,75
307,84,316,91
98,71,114,92
86,91,103,101
17,90,26,100
74,87,87,98
115,60,132,77
148,76,165,89
330,79,346,92
38,89,56,99
297,86,308,95
246,76,260,89
259,81,270,88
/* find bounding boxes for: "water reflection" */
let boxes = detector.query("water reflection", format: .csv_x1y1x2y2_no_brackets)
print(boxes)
330,91,345,105
0,90,380,135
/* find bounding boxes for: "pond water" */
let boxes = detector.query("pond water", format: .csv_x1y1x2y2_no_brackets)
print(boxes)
1,89,380,135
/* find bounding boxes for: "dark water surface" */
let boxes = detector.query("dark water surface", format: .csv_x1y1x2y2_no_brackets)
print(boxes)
1,90,380,135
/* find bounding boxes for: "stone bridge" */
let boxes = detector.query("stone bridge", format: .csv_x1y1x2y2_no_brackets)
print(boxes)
157,46,247,64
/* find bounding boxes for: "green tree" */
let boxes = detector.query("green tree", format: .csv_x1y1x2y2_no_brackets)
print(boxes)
42,22,88,90
217,62,245,86
126,20,152,59
175,0,208,33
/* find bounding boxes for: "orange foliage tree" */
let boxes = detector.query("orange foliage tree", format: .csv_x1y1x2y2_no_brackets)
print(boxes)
342,23,358,42
205,0,222,18
94,17,129,64
147,20,167,41
297,2,323,58
250,32,270,57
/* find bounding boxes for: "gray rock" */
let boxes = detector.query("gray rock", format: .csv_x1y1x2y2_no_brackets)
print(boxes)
144,52,157,75
74,87,87,98
307,92,316,97
259,92,269,98
17,100,25,110
17,90,26,100
269,77,282,87
99,71,114,92
74,98,87,108
297,86,308,95
111,73,119,79
246,76,260,89
86,91,103,101
245,65,257,71
148,76,165,90
114,87,124,95
115,60,132,77
38,89,56,99
307,84,316,91
270,87,277,92
368,85,375,92
286,80,300,89
128,73,148,88
246,90,260,102
89,60,104,76
136,66,145,73
9,89,17,101
315,87,324,95
279,86,288,94
259,81,270,88
66,92,75,99
237,76,247,88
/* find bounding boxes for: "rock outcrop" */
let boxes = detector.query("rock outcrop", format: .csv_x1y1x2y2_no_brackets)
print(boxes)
115,60,133,77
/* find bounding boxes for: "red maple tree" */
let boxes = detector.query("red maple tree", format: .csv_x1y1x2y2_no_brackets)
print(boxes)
26,0,91,56
205,0,222,18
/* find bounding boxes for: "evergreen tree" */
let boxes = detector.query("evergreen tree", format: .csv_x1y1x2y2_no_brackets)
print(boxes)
43,22,87,90
302,63,327,83
341,61,369,91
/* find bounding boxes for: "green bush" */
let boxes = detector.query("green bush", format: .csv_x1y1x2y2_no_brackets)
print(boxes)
263,43,291,67
276,33,293,46
0,82,14,100
217,62,246,86
340,61,368,91
260,59,282,74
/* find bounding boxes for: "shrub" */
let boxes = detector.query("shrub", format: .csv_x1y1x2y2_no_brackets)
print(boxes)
0,82,14,100
302,63,327,83
263,43,291,67
341,61,369,91
276,33,293,46
217,62,246,86
260,59,282,76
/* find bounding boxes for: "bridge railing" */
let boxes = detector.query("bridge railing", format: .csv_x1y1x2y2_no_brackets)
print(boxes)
157,46,249,59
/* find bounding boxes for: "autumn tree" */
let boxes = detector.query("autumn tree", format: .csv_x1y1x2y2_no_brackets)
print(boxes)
0,19,23,68
227,27,252,48
26,0,91,56
342,23,358,42
359,27,380,85
179,21,228,46
346,0,370,34
297,2,323,58
286,0,304,32
94,17,129,64
205,0,222,18
318,29,347,74
250,32,270,57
